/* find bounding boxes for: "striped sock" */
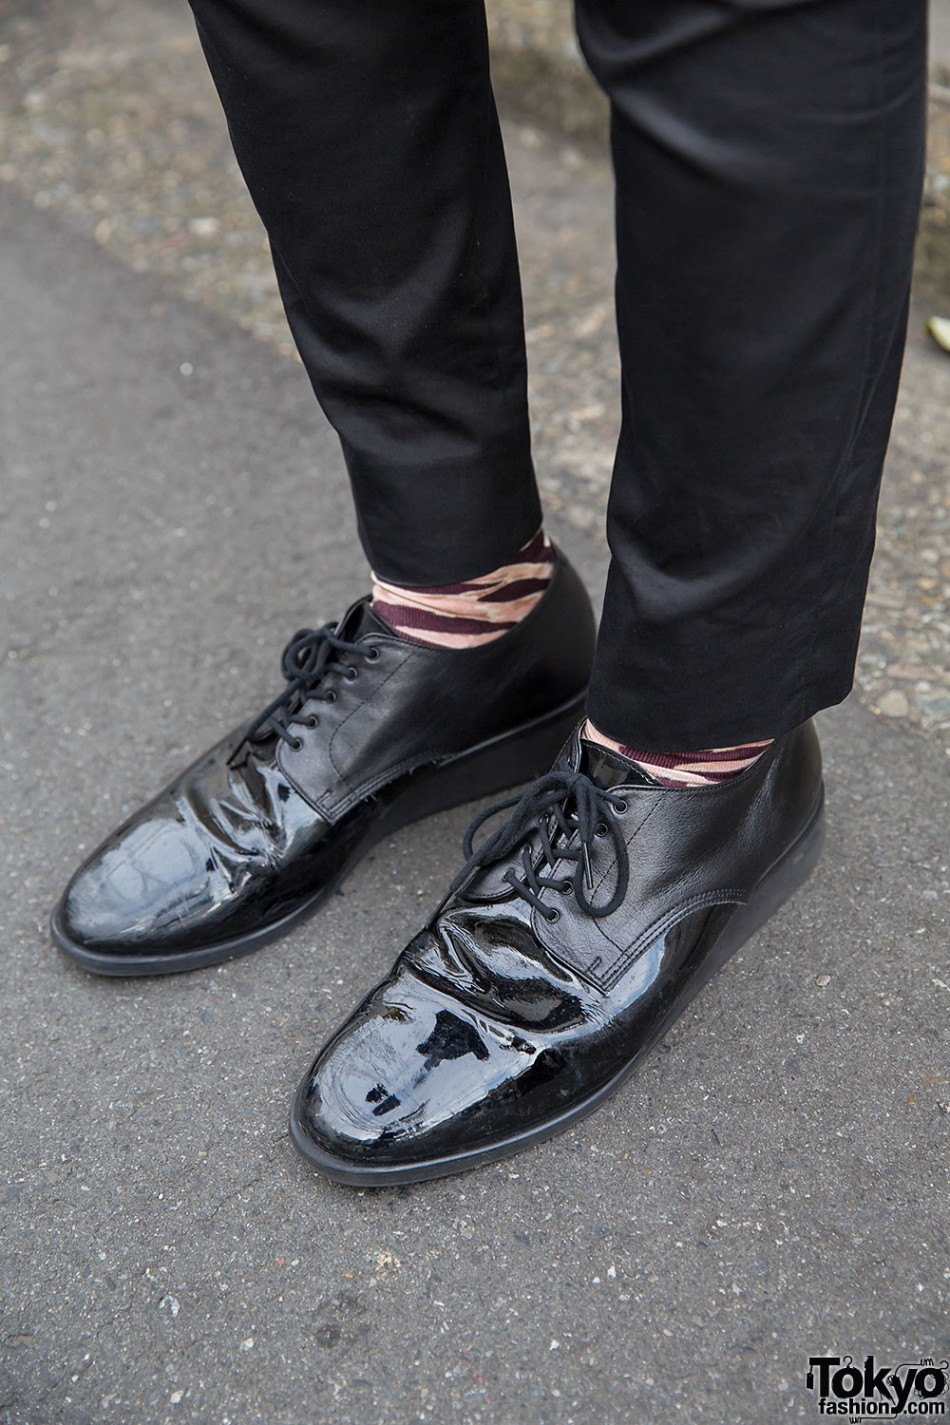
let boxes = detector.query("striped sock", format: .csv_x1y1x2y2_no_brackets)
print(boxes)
583,719,773,788
371,530,555,650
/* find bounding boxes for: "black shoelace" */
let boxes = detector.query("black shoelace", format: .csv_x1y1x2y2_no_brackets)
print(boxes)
238,623,381,751
452,769,630,920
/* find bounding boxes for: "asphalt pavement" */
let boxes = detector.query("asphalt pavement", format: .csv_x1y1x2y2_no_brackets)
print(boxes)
1,127,949,1425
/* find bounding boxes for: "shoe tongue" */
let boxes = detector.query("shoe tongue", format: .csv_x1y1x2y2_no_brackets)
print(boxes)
578,736,665,790
335,597,392,642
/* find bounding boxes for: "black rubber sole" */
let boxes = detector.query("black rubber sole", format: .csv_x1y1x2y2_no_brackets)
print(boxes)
50,690,587,977
289,791,826,1186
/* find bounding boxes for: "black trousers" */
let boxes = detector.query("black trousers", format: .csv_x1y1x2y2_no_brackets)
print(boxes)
188,0,926,750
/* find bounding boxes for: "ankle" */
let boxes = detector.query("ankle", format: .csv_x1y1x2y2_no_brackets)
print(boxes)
371,529,554,649
583,718,773,788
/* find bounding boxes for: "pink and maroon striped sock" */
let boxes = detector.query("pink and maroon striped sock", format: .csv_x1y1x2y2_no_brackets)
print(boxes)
371,530,555,650
583,719,773,788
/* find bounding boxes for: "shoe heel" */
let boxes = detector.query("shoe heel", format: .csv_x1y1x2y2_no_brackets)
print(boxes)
648,793,826,1028
378,691,587,834
709,792,826,980
739,793,825,938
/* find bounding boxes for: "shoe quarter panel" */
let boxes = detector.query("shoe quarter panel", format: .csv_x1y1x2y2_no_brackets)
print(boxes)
530,753,803,993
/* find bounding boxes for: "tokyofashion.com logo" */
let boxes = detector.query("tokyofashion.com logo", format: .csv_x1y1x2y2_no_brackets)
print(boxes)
807,1356,949,1417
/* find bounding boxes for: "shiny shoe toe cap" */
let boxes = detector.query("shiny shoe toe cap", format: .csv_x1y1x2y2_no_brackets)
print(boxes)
293,966,535,1172
56,812,226,956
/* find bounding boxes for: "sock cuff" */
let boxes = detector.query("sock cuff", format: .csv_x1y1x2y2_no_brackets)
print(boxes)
583,719,773,787
371,529,554,650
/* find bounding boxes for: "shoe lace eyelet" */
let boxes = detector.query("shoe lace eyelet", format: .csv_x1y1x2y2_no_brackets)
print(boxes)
323,690,337,704
595,822,608,838
557,879,572,894
305,714,319,729
611,798,628,815
365,646,381,662
289,736,303,751
345,666,359,681
545,907,561,924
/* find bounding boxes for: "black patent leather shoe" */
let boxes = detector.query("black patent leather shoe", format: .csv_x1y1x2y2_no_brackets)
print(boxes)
51,549,595,975
290,720,825,1184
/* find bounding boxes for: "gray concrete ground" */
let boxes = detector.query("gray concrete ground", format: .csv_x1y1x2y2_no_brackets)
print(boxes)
934,0,950,72
2,4,950,1424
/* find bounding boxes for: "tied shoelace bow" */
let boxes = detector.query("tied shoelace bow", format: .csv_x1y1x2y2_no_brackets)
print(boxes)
237,623,381,752
451,769,630,920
